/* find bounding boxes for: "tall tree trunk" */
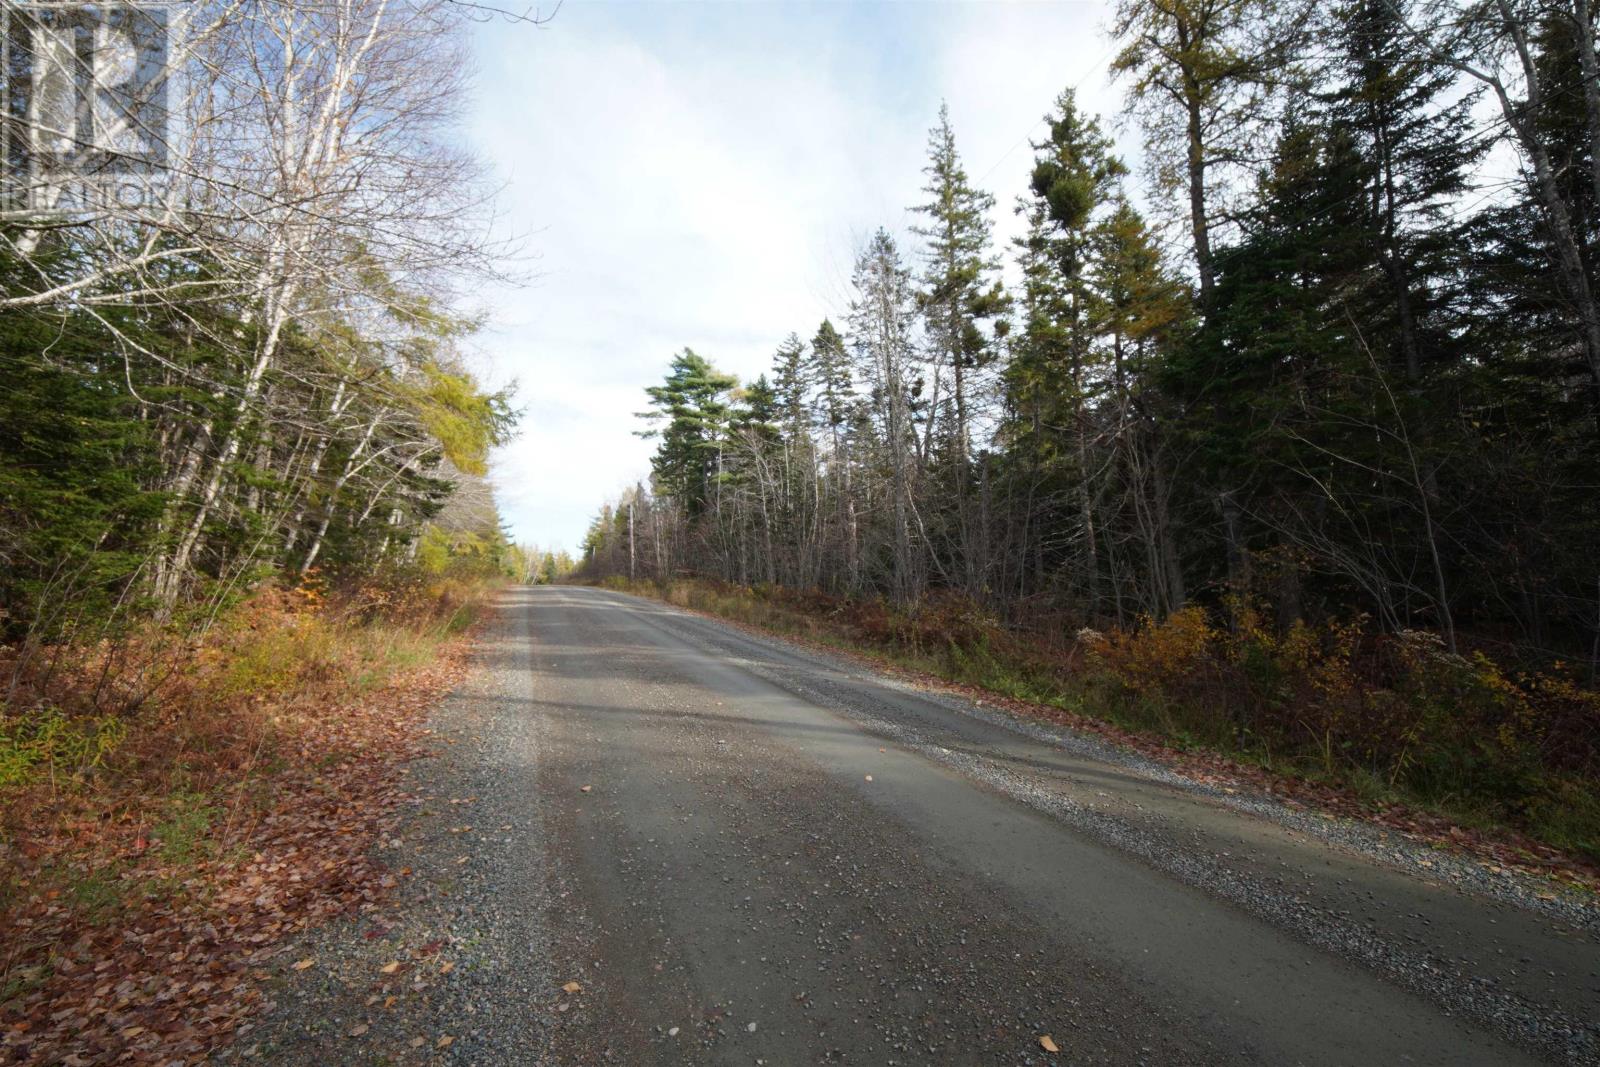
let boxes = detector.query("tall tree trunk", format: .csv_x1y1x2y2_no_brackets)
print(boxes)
1179,49,1215,302
154,274,296,611
300,410,383,573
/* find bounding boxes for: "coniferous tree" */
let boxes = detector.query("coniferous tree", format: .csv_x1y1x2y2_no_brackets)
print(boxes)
849,230,924,602
584,2,1600,684
1007,91,1126,611
912,104,1008,594
1322,0,1482,383
637,349,739,519
1111,0,1301,303
808,320,855,453
1090,199,1192,617
771,334,810,441
807,319,861,591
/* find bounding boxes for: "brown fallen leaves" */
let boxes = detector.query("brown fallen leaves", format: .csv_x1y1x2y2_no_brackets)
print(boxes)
0,626,477,1065
1039,1034,1060,1053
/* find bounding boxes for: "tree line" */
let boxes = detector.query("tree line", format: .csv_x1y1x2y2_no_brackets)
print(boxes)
1,0,519,652
582,0,1600,672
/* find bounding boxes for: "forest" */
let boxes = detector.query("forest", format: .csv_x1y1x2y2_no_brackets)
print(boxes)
578,0,1600,849
0,6,562,1053
0,0,528,657
1,0,1597,1058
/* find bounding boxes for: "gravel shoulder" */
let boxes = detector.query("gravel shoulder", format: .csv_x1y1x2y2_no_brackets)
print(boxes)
235,586,1600,1066
220,597,561,1064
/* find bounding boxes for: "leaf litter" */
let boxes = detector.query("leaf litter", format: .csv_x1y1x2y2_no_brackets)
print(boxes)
0,632,476,1065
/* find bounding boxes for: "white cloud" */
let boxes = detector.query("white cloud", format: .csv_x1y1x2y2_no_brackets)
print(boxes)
466,1,1116,550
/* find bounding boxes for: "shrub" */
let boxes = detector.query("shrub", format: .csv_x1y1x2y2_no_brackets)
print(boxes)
1088,607,1216,697
0,705,125,790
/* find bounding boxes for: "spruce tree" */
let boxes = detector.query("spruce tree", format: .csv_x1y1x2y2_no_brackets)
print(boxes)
910,104,1008,593
807,319,855,452
1322,0,1481,382
848,229,923,602
1010,91,1127,611
771,334,810,442
912,103,1007,465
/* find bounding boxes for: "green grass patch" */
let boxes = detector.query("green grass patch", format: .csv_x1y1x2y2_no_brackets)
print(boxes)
154,791,217,868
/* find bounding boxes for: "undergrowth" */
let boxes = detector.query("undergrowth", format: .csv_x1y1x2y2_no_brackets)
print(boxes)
0,569,501,952
596,575,1600,864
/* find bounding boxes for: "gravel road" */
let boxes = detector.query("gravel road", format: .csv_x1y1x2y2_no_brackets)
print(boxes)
240,585,1600,1066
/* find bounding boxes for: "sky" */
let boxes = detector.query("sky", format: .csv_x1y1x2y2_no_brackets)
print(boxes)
463,0,1126,552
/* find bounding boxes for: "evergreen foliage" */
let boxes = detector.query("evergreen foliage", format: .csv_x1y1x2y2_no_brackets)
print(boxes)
579,0,1600,689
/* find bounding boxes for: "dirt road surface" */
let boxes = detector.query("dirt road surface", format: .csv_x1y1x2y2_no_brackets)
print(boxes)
240,585,1599,1065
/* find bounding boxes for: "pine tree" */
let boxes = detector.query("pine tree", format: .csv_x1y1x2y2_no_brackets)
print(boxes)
637,349,739,519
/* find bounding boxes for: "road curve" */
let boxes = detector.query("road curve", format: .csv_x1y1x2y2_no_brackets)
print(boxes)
513,586,1594,1066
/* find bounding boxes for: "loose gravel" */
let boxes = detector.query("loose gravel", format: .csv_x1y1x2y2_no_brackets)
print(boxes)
232,587,1598,1066
619,592,1600,1064
221,601,560,1065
